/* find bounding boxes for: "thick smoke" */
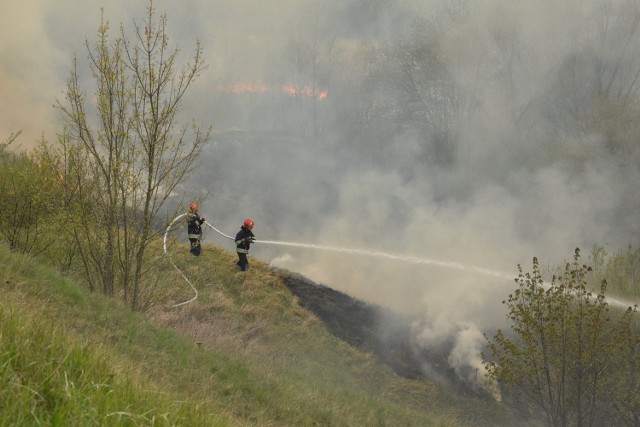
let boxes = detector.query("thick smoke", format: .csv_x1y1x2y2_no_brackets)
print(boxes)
4,0,640,392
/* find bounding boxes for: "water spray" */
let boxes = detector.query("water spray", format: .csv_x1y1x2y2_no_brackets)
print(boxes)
257,240,512,279
200,218,512,278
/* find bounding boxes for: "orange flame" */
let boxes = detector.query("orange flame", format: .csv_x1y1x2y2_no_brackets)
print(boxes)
281,84,328,100
218,82,327,100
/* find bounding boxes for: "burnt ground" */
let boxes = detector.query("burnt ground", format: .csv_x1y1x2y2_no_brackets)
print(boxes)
278,270,492,399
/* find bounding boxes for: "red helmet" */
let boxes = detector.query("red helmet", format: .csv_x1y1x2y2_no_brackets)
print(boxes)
243,218,254,228
189,202,198,211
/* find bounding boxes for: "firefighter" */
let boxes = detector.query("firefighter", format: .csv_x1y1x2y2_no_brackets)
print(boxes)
187,202,205,256
235,218,255,271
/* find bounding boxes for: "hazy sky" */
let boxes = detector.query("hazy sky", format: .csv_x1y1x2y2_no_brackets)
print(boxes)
4,0,640,389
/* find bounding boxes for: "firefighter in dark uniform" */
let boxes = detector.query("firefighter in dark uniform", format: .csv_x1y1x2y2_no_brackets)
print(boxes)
187,202,205,256
235,219,255,271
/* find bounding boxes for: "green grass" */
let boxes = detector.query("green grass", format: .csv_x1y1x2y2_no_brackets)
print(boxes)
0,242,523,426
0,298,227,426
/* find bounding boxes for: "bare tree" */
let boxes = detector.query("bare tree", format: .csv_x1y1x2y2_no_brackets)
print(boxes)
57,1,209,309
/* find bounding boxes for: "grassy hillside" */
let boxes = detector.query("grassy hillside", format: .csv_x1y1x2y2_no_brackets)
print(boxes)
0,242,525,426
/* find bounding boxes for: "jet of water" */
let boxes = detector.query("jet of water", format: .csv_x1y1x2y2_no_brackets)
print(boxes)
259,239,512,279
202,220,510,277
202,219,637,309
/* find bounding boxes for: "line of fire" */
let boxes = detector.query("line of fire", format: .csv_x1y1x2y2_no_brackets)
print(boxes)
217,83,328,100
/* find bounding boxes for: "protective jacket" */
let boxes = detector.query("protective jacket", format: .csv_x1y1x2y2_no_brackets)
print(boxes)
235,226,255,254
187,213,205,239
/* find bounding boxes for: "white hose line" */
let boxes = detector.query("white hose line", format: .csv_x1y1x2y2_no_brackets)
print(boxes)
163,213,198,308
162,215,240,308
203,220,235,241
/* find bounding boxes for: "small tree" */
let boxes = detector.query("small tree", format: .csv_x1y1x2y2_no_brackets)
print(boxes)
56,0,209,309
0,135,64,255
484,248,638,426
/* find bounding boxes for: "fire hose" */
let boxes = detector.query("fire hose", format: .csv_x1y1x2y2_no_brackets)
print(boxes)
163,214,258,307
163,213,199,307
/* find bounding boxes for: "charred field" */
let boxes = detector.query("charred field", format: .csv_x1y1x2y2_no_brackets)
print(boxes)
278,269,494,400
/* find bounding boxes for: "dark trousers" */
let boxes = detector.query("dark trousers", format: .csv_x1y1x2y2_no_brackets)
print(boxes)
236,252,249,271
189,238,201,256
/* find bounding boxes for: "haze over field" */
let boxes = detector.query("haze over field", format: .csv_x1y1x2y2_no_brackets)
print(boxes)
3,0,640,387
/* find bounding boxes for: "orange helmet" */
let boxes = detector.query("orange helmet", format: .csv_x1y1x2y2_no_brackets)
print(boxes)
243,218,254,228
189,202,198,211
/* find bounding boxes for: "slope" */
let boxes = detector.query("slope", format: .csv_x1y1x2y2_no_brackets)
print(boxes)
0,242,526,426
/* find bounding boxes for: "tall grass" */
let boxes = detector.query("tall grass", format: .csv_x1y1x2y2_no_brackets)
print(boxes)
590,245,640,300
0,296,229,426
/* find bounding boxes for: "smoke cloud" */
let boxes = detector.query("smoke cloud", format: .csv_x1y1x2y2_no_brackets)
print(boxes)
4,0,640,391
